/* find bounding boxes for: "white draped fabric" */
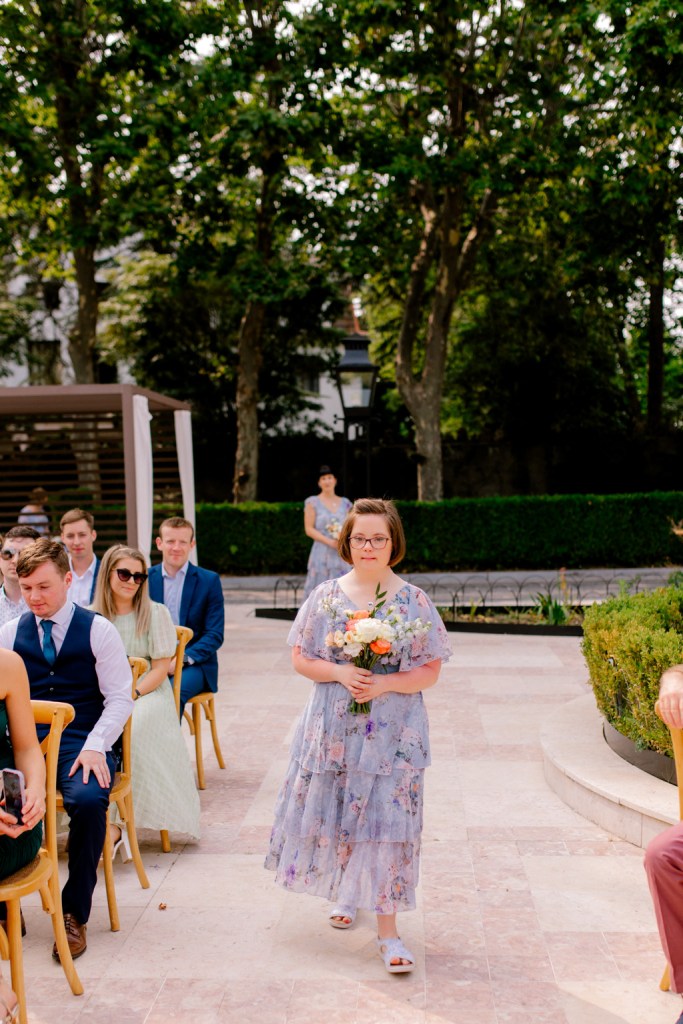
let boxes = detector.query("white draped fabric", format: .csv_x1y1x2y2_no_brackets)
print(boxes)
133,394,154,563
174,408,198,564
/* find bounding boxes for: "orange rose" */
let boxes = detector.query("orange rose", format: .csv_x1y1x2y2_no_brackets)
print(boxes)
370,639,392,655
350,610,370,619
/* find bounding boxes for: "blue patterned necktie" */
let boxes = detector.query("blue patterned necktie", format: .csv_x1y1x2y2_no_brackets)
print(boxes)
41,619,57,666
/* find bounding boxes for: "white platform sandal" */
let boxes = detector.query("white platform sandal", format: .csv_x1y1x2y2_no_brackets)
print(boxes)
377,936,415,973
328,905,356,929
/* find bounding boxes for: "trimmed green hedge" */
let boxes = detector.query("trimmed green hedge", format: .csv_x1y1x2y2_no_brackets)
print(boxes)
193,491,683,575
582,588,683,758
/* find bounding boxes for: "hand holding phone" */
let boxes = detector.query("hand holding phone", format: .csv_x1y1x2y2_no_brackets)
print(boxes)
1,768,26,825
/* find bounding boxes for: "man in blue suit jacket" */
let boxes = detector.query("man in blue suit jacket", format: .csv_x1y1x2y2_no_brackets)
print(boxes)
148,516,225,715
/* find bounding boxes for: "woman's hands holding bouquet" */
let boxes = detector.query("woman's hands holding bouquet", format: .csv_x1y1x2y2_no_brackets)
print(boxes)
338,663,373,699
338,664,388,704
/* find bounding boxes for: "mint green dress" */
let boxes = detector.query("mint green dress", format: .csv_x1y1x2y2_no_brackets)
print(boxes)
0,699,42,879
112,603,200,838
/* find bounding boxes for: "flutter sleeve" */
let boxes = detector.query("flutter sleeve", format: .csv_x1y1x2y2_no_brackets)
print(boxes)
287,580,340,661
148,601,178,660
396,585,452,672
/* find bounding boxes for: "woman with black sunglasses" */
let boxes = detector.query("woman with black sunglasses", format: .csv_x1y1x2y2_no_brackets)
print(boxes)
91,545,199,850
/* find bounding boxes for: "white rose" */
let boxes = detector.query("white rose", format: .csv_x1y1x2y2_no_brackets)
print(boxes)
349,618,395,644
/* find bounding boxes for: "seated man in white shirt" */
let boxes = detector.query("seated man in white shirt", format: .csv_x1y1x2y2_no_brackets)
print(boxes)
60,508,100,607
0,539,133,961
0,526,41,627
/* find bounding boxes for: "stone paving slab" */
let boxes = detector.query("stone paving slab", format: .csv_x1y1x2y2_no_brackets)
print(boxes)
15,604,682,1023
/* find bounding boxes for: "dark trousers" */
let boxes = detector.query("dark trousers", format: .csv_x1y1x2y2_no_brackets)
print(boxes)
57,733,114,925
171,665,211,717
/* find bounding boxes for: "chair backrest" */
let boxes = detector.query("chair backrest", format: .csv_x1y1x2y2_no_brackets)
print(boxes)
655,701,683,820
33,700,75,869
171,626,194,717
121,657,148,774
668,725,683,820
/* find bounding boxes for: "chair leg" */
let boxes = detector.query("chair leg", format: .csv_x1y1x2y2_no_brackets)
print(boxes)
44,879,83,996
160,829,171,853
193,702,206,790
6,900,27,1024
123,794,150,889
660,961,671,991
101,818,120,932
206,697,226,770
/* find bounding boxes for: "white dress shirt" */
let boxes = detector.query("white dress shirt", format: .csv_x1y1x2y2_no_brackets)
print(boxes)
0,586,27,627
162,562,188,626
68,556,97,608
0,598,133,754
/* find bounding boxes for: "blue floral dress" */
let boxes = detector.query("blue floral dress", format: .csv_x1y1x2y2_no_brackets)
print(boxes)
265,579,451,914
302,495,352,599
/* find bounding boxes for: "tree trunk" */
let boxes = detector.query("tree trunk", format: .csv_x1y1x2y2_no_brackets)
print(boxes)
232,300,265,503
614,322,644,429
68,245,97,383
413,398,444,501
646,235,665,435
395,187,497,501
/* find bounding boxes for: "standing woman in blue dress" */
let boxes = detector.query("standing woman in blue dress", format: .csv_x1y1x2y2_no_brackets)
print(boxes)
302,466,352,600
267,498,451,974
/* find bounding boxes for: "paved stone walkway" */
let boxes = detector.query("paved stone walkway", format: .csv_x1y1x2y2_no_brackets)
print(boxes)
16,603,681,1023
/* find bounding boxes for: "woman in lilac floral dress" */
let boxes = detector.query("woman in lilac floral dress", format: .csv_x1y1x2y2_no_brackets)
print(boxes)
266,498,451,974
302,466,352,600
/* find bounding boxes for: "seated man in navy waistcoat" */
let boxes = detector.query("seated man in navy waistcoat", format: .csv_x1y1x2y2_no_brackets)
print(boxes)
0,538,133,960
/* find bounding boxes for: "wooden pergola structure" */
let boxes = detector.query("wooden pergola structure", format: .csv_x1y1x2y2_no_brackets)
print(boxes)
0,384,195,561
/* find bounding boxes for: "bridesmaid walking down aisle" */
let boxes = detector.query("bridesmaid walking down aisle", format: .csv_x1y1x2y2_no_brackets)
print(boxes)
266,498,451,974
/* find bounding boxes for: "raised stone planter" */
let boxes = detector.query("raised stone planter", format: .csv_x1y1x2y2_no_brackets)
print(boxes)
541,692,678,848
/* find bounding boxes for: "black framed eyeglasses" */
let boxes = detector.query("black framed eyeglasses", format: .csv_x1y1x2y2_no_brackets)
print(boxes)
0,548,17,561
114,568,148,585
349,535,390,550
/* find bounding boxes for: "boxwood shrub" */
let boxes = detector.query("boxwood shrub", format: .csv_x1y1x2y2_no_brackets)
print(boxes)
193,491,683,575
582,588,683,758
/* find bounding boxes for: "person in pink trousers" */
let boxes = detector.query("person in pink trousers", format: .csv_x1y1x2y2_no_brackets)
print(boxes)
645,664,683,1024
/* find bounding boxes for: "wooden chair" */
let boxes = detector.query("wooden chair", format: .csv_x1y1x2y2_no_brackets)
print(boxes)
0,700,83,1024
656,710,683,992
56,657,150,933
171,626,226,791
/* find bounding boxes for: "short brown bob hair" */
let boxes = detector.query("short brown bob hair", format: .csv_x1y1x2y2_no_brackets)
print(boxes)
337,498,406,567
16,538,69,578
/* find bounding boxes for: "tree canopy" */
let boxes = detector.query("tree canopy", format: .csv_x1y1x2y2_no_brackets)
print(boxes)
0,1,680,500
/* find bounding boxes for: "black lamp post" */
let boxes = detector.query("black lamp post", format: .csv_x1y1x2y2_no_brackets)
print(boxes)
335,331,379,496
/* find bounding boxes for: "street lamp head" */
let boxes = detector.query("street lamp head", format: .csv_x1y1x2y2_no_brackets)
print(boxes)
336,331,378,418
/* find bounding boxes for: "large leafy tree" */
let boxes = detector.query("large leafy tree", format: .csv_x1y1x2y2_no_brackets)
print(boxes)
0,0,202,381
603,1,683,433
313,1,643,499
99,248,341,496
119,0,349,502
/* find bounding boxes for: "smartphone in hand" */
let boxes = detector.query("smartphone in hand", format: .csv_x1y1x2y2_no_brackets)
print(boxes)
1,768,26,824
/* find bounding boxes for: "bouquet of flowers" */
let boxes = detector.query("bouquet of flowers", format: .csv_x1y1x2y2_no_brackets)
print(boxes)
322,584,431,714
326,518,342,539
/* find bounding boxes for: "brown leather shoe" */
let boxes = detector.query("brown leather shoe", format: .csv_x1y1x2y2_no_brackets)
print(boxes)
52,913,87,961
